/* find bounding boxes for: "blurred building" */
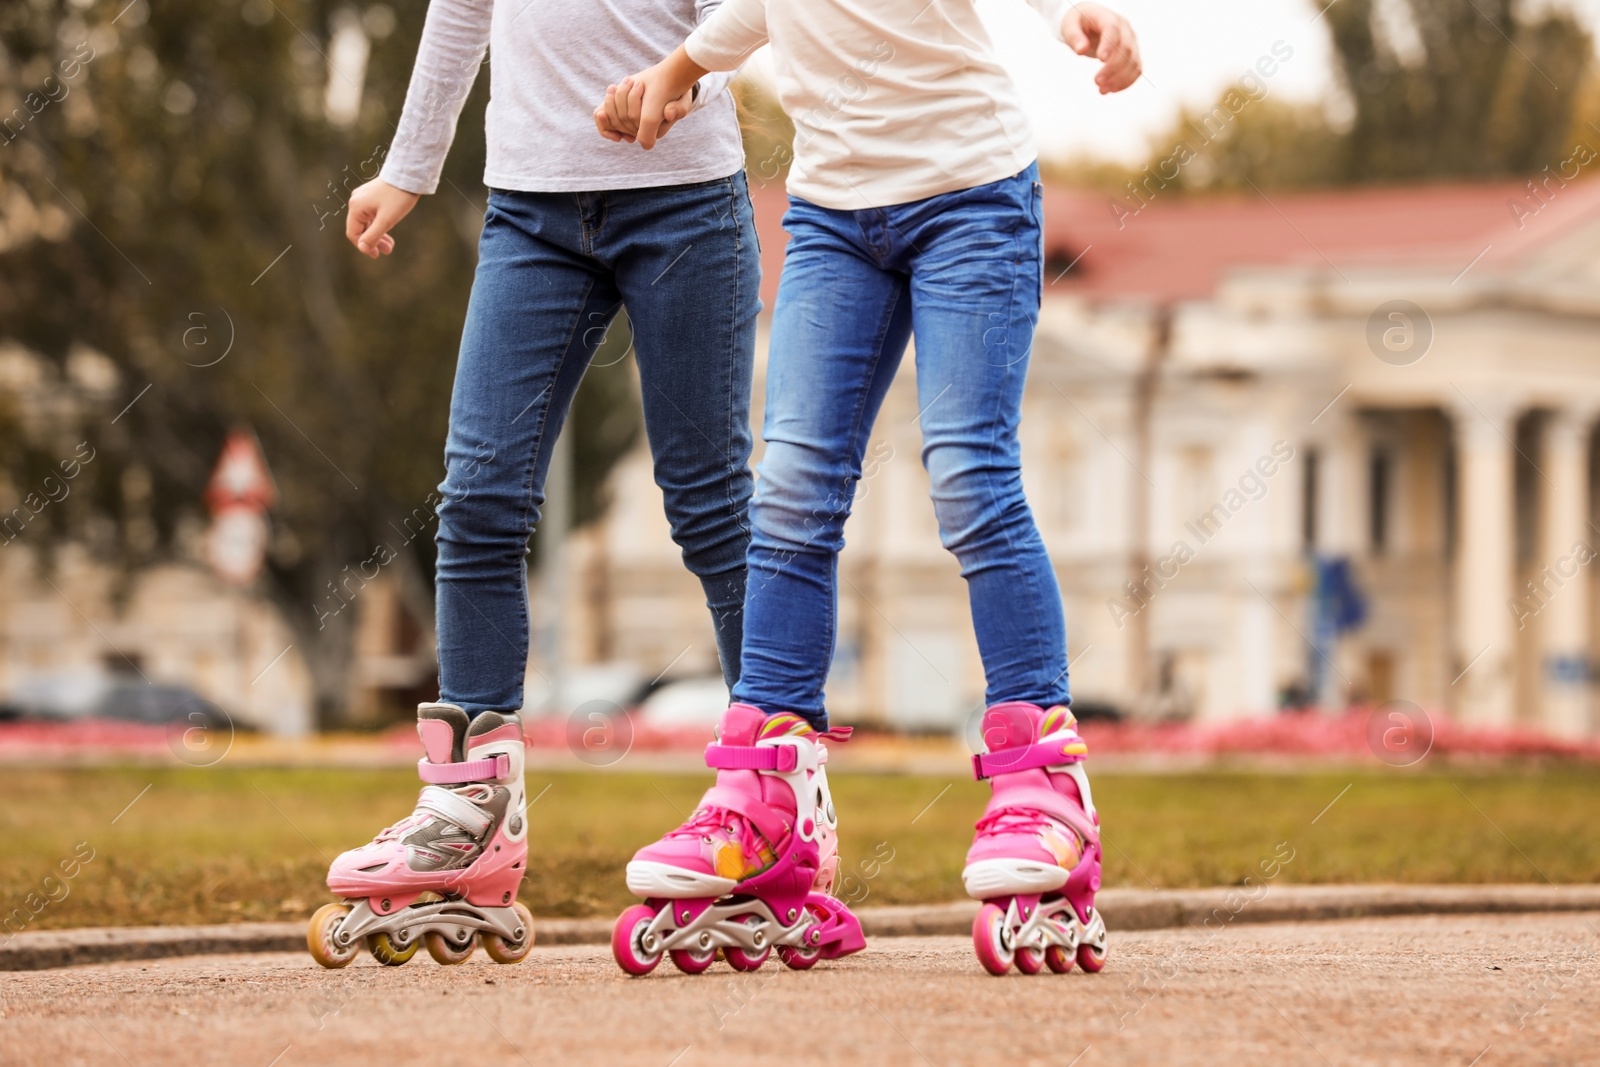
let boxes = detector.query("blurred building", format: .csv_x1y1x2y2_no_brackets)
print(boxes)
6,178,1599,738
563,177,1600,737
0,345,430,736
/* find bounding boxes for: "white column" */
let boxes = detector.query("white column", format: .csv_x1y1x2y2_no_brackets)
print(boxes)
1315,415,1366,557
1537,409,1595,737
1452,396,1519,728
1313,414,1365,710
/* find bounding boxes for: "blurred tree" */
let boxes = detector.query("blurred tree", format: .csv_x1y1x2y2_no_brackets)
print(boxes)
1125,0,1593,192
0,0,640,725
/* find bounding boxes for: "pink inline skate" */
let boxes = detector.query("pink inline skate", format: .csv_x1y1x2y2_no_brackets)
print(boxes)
964,702,1107,976
611,705,866,975
307,703,534,968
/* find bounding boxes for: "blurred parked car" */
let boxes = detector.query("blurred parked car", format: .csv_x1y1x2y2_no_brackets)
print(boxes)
0,671,235,729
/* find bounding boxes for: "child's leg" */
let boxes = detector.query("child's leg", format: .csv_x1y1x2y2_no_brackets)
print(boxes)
434,192,620,715
610,202,905,974
609,175,760,687
732,201,914,729
313,192,612,969
900,166,1069,709
887,164,1104,976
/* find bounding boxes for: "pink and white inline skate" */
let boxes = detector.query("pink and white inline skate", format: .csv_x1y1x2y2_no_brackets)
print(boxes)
307,703,534,968
964,702,1107,976
611,704,866,975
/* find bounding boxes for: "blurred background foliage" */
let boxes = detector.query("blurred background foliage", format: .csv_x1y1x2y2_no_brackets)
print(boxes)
1,0,1596,723
1049,0,1597,191
0,0,642,723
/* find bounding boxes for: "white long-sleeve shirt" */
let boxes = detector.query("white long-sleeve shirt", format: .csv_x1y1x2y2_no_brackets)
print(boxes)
381,0,744,195
685,0,1075,209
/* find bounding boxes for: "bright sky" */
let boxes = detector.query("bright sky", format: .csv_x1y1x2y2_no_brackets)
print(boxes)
743,0,1600,165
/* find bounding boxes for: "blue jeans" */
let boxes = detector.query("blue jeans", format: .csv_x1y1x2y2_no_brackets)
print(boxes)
436,175,760,716
733,163,1069,729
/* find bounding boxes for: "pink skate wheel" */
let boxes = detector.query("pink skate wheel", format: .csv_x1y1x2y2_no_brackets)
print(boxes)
612,904,663,977
972,903,1013,976
669,947,717,975
724,915,771,972
1076,939,1108,973
1014,946,1045,975
1044,944,1075,973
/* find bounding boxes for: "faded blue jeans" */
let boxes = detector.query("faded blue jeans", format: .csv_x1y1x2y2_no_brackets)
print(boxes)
436,175,760,715
733,163,1069,729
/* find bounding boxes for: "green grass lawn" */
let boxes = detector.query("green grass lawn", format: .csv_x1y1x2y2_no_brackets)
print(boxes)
3,765,1597,931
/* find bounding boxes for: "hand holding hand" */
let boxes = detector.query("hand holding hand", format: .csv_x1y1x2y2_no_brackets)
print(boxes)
595,80,695,145
345,178,420,259
1062,3,1141,94
591,47,709,150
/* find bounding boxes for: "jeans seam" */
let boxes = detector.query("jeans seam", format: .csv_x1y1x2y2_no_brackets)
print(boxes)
817,261,904,718
519,275,595,648
988,208,1060,705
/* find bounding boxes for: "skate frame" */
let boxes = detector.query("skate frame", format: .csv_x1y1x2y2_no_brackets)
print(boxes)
639,894,817,957
1001,896,1108,956
330,896,529,952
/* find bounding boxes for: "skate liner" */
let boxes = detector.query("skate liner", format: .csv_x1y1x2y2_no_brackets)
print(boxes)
612,704,866,975
307,703,534,968
963,701,1108,976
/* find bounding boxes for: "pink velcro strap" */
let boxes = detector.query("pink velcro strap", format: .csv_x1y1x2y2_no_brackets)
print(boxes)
705,743,798,773
972,735,1087,780
418,753,510,784
700,784,790,845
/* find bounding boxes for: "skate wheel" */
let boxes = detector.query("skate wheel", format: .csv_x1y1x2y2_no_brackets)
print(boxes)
725,915,770,972
424,928,477,965
776,943,821,970
972,903,1013,976
612,904,662,977
368,931,418,966
669,947,717,975
1076,939,1107,973
307,903,360,969
484,902,536,965
1014,946,1045,975
1044,944,1076,974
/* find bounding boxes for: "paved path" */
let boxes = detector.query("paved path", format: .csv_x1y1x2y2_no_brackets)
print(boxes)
3,912,1596,1066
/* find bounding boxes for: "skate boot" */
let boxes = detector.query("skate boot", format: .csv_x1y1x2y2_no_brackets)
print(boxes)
611,705,865,975
963,702,1107,976
307,703,533,968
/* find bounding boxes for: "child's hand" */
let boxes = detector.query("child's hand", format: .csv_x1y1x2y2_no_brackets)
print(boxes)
1062,3,1141,94
594,48,709,150
345,178,420,259
594,80,695,145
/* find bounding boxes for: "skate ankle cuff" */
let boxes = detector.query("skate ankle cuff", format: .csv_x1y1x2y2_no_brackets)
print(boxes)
418,753,511,784
972,735,1088,780
705,743,799,773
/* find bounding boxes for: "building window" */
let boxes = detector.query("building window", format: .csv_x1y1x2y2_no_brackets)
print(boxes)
1369,448,1390,555
1302,448,1319,551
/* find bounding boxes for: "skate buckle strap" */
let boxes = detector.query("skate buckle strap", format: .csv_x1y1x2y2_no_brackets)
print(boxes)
417,753,511,784
416,785,494,836
705,743,799,773
971,734,1088,781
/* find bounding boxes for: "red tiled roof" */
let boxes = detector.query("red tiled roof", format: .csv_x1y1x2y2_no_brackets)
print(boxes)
748,177,1600,307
